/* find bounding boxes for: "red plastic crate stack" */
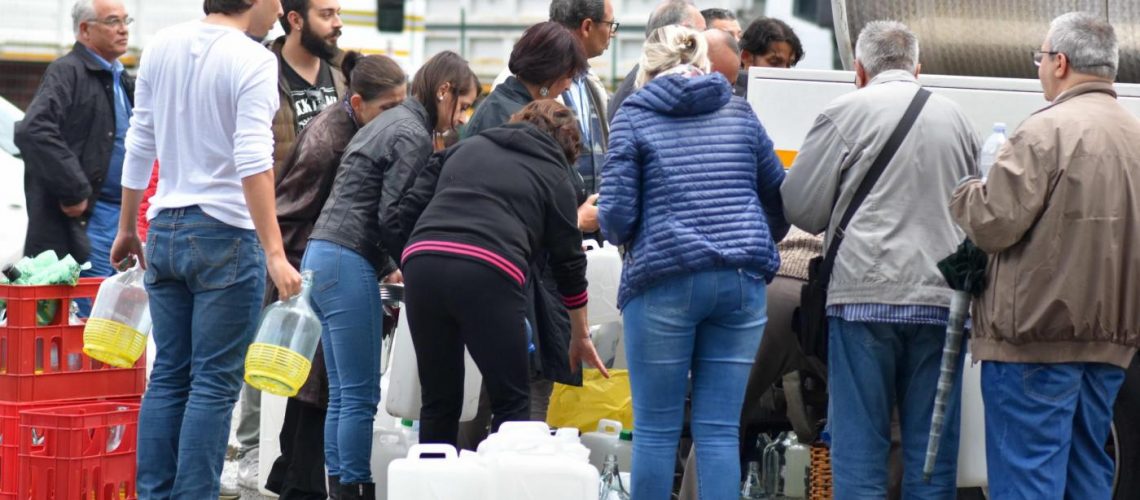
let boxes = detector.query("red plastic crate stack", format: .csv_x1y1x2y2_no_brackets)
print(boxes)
18,403,139,500
0,279,146,500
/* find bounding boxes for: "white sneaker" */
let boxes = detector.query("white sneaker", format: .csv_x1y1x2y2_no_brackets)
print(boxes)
237,451,260,490
219,458,240,497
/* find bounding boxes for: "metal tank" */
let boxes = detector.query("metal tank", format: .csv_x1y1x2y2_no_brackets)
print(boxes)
831,0,1140,83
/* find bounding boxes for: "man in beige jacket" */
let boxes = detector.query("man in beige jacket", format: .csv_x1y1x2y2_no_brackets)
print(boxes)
951,12,1140,499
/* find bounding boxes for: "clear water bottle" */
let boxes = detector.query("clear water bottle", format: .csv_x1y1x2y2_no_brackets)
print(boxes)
598,454,631,500
741,460,765,499
400,418,420,445
244,271,322,397
978,122,1008,178
762,431,788,496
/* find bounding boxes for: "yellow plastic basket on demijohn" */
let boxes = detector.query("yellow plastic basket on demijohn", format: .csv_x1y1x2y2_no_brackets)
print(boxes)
245,271,321,397
83,262,151,368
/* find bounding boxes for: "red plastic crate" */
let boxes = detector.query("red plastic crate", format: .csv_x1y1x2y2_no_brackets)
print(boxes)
16,402,139,500
0,279,146,402
0,397,139,498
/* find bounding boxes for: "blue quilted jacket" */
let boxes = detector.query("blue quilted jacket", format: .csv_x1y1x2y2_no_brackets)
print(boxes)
598,72,789,309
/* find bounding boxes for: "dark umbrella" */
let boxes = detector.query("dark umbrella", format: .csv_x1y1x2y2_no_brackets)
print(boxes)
923,239,988,482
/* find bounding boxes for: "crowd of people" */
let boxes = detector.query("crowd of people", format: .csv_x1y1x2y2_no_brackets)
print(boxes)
13,0,1140,498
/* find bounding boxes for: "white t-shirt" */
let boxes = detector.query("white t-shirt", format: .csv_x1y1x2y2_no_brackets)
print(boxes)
122,20,279,229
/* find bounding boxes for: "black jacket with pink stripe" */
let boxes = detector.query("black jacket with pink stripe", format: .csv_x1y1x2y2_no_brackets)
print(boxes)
389,122,588,308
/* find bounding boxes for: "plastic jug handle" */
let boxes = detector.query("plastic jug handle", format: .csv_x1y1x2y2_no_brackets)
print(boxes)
598,418,623,434
407,444,458,460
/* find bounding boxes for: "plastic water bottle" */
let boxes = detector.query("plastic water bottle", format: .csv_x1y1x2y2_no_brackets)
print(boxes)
978,122,1008,178
401,418,420,445
740,460,765,499
598,454,631,500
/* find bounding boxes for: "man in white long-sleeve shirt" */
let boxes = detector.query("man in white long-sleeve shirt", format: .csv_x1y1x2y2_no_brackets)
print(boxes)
109,0,301,497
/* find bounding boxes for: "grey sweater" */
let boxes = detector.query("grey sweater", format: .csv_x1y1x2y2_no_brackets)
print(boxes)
781,71,979,308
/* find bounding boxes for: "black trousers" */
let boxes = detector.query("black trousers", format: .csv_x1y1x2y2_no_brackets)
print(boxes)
403,254,531,446
264,398,328,499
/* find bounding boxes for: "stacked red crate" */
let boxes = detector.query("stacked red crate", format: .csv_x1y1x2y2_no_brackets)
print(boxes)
0,279,146,499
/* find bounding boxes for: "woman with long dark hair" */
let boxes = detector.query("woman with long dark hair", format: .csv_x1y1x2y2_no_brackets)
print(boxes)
302,51,480,500
264,52,407,499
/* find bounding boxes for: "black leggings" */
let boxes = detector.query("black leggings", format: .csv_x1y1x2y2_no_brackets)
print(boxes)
403,253,531,446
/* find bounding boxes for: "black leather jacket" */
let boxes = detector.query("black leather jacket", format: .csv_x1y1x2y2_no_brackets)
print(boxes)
309,99,432,274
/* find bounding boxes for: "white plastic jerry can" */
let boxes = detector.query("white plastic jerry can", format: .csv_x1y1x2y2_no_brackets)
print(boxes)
387,444,492,500
371,428,410,500
580,419,624,471
489,452,601,500
385,315,482,421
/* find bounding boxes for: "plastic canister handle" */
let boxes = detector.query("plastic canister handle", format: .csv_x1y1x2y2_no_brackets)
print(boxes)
598,418,623,434
407,443,458,460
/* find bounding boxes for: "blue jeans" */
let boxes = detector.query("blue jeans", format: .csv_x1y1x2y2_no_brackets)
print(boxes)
827,318,963,500
77,200,120,316
302,239,383,484
982,361,1125,500
136,206,266,499
622,269,767,500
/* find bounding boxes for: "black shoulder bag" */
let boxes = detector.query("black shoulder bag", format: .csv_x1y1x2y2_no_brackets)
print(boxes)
795,88,932,363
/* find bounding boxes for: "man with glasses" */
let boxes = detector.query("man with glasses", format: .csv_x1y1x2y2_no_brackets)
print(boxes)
15,0,133,284
952,12,1140,498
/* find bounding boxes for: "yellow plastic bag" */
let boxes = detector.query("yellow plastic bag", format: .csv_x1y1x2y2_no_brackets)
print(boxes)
546,369,633,434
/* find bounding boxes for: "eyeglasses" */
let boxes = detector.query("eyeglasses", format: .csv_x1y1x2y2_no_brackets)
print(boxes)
1032,49,1060,67
598,20,620,35
92,16,133,29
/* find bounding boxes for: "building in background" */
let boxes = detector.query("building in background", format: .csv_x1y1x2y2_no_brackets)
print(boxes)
0,0,846,104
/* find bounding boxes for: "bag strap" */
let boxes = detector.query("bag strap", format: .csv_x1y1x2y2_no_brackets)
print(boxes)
819,88,932,279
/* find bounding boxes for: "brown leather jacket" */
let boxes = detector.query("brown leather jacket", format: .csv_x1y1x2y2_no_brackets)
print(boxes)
269,37,348,176
268,100,359,406
951,82,1140,369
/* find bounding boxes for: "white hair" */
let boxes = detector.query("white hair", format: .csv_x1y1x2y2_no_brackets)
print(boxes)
854,20,919,79
637,25,710,87
1048,12,1118,80
72,0,97,36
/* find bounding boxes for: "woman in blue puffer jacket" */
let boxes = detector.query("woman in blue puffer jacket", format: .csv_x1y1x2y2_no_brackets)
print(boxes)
598,25,789,500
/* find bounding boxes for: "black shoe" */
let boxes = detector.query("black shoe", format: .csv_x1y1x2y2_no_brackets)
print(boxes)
339,482,375,500
327,475,340,500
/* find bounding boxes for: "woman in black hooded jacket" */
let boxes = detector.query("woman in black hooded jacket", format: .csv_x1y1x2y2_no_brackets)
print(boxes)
389,100,609,446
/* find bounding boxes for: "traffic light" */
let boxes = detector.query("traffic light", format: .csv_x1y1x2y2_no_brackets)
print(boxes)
377,0,405,32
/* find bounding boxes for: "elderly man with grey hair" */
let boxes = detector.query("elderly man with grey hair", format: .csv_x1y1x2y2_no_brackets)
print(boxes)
782,20,978,498
952,12,1140,498
607,0,705,122
14,0,133,285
